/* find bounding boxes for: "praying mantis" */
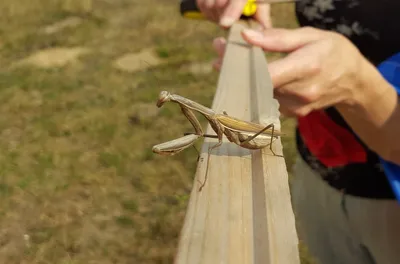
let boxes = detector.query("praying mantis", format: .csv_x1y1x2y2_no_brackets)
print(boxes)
152,90,285,191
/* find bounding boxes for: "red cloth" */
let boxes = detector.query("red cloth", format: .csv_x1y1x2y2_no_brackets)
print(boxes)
297,111,367,167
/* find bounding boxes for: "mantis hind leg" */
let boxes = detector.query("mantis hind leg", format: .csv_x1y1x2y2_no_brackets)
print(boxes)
223,111,284,158
265,124,283,157
241,123,275,144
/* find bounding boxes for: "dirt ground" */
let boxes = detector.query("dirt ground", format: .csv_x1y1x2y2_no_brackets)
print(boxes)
0,0,315,263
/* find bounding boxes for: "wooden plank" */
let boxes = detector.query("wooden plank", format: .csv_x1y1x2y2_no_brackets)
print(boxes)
174,20,300,264
248,20,300,264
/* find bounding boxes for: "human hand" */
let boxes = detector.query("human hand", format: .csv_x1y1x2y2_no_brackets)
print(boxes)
213,27,380,117
196,0,272,29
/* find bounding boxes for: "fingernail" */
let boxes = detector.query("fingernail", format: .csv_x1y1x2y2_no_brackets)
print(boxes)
242,29,264,40
220,17,235,27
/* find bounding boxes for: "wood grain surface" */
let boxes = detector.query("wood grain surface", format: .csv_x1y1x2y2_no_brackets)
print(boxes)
174,20,300,264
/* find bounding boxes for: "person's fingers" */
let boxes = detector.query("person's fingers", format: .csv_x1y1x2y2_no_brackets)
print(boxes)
215,0,228,8
212,37,226,71
274,90,305,117
197,0,218,22
196,0,207,15
212,58,222,71
205,0,220,22
305,88,351,112
219,0,247,27
254,4,272,29
273,75,323,104
213,37,226,58
274,79,347,117
211,10,221,22
274,90,315,117
216,0,230,20
205,0,215,8
267,50,321,88
241,27,325,53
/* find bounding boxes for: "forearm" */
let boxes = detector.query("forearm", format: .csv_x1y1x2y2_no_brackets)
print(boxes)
336,59,400,164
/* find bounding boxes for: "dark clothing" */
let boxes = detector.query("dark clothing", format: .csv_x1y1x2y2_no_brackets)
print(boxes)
294,0,400,199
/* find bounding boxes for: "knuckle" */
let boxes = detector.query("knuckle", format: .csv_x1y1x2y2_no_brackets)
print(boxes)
303,85,321,103
308,90,320,102
294,107,310,117
307,59,322,75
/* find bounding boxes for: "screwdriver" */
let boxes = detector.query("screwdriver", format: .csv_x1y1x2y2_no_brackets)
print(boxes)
180,0,297,20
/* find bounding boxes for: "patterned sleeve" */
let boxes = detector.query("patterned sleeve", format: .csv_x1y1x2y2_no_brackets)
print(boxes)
377,52,400,202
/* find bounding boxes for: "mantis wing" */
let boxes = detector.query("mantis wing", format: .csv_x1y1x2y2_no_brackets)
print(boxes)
216,114,285,137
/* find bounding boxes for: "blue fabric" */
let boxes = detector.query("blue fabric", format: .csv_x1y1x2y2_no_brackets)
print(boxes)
377,52,400,202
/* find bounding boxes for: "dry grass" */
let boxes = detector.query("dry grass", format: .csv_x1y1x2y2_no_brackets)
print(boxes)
0,0,315,263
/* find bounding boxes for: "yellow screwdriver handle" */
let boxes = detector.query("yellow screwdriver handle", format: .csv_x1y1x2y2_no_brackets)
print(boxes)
180,0,258,20
243,0,258,17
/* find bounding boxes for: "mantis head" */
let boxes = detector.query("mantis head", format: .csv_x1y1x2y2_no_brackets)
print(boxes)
156,90,172,108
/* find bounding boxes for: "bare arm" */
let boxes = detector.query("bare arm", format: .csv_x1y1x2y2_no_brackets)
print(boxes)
336,59,400,164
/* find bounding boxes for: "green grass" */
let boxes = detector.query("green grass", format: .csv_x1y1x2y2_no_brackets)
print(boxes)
0,0,316,263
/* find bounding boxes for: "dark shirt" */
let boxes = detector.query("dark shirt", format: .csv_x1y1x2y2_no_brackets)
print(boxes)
294,0,400,199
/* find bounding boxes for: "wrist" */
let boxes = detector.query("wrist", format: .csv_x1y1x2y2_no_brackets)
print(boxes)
337,57,395,123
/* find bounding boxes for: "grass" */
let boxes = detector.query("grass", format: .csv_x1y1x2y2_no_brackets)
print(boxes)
0,0,316,263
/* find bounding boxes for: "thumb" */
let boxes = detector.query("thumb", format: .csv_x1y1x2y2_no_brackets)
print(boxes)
241,27,324,52
219,0,248,27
